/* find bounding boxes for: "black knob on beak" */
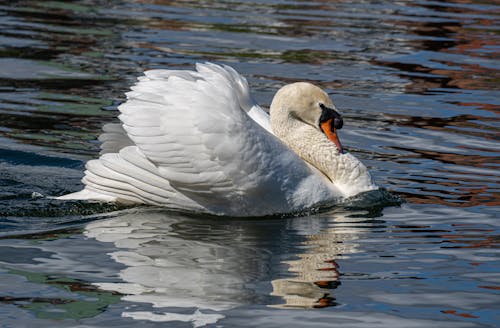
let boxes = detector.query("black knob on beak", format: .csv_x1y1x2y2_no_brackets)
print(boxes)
319,103,343,132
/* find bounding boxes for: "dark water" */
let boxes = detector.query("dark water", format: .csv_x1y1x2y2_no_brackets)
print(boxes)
1,0,499,327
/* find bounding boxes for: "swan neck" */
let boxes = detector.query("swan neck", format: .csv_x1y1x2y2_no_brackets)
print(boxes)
271,105,376,196
270,107,337,179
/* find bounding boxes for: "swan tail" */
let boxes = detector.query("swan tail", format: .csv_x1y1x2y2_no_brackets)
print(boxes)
56,189,118,202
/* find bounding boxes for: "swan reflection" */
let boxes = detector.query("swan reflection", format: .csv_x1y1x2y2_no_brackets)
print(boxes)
84,209,368,325
271,214,365,309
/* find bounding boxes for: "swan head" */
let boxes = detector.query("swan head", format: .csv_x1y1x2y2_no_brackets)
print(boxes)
270,82,344,154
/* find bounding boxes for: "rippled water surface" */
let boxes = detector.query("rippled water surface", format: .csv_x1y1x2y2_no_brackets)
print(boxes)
0,0,499,327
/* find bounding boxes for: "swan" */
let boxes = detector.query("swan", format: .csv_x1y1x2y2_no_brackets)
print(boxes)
59,63,377,216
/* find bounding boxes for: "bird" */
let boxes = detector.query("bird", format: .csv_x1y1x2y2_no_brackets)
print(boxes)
58,62,377,216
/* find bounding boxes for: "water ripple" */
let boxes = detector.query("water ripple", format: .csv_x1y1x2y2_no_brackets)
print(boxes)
0,0,499,327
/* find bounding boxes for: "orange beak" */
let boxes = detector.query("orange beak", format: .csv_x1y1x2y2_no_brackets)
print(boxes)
320,119,343,154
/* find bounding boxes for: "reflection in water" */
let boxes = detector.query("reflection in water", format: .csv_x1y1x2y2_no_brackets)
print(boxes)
84,210,367,325
271,214,365,309
86,210,259,326
376,0,499,93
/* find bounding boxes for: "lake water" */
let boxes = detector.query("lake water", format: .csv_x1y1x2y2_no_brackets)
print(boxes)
0,0,499,327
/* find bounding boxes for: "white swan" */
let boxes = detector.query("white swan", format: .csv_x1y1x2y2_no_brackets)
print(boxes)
59,63,377,216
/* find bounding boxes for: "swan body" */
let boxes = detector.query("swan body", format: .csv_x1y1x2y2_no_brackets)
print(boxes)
59,63,377,216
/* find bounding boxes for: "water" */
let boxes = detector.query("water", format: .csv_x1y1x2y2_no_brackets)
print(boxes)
0,0,499,327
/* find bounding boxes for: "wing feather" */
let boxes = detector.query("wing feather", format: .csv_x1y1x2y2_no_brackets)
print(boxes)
98,123,134,155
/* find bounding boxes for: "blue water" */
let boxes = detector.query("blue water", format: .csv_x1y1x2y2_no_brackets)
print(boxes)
0,0,499,327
